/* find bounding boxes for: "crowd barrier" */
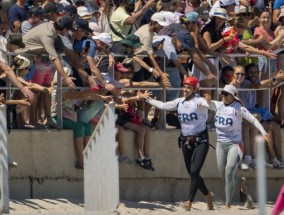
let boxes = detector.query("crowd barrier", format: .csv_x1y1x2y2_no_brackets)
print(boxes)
0,51,282,129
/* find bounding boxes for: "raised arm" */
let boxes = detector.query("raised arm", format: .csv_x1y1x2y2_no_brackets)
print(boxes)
146,97,179,111
237,107,267,135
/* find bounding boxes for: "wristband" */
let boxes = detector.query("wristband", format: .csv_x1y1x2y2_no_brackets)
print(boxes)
272,77,277,82
149,68,154,73
222,38,226,43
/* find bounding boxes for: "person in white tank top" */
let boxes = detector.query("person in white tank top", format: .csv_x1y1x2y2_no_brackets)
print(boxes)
146,77,214,211
205,84,270,209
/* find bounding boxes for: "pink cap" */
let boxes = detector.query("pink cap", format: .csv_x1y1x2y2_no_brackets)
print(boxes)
114,62,129,72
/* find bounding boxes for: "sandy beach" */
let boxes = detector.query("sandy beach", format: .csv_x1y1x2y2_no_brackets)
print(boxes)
7,199,276,215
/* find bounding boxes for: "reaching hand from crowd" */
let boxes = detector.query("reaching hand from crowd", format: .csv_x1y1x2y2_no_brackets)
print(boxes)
137,90,153,99
275,70,284,81
101,95,113,103
206,73,216,82
44,87,54,94
152,69,160,78
120,103,128,112
263,50,277,59
160,73,171,88
64,77,76,89
220,54,234,65
16,99,31,106
21,86,34,99
104,83,116,92
203,93,211,104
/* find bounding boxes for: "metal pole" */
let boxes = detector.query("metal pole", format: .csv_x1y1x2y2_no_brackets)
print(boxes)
256,135,266,215
0,105,8,214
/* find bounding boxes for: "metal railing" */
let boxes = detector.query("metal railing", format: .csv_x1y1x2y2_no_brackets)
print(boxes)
1,51,281,129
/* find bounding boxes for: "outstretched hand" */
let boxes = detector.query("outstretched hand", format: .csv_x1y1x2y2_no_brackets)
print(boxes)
64,77,76,89
137,90,153,99
21,86,34,99
203,93,211,104
263,133,271,144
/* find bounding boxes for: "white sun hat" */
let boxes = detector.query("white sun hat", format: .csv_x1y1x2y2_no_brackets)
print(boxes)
220,84,240,101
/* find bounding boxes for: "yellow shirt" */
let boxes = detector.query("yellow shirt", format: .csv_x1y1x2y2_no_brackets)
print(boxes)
110,7,136,42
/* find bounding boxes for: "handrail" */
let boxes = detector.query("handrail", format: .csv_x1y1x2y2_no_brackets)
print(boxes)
3,50,280,128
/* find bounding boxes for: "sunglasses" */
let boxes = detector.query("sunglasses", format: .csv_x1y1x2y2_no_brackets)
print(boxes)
235,73,245,76
221,91,229,96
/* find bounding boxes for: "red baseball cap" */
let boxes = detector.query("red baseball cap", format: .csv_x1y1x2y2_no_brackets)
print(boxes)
114,62,129,72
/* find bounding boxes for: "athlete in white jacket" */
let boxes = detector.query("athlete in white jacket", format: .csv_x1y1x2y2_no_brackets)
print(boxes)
147,77,214,211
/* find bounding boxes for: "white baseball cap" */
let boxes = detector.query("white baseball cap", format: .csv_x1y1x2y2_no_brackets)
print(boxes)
151,12,169,27
15,55,30,69
77,6,93,18
92,33,112,47
220,85,240,101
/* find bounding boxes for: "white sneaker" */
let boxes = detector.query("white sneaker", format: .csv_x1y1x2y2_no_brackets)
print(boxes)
239,161,251,171
8,156,18,168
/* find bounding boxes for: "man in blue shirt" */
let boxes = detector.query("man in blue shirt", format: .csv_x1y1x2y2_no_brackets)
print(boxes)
8,0,29,32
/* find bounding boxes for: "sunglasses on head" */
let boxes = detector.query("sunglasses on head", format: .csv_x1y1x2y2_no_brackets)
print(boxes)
221,91,229,96
235,73,245,76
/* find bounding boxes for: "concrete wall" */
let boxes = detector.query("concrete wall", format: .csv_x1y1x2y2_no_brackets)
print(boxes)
7,129,284,202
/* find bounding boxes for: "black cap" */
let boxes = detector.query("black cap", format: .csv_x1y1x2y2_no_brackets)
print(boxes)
74,19,93,33
7,33,25,48
29,6,45,15
60,16,74,31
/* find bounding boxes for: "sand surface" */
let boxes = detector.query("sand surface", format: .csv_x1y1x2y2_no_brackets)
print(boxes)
6,199,277,215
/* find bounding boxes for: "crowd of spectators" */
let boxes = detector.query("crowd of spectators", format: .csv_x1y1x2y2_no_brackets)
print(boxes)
0,0,283,170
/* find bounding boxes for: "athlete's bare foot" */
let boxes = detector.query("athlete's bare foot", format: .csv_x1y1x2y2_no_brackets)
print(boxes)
205,192,214,210
181,201,192,211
